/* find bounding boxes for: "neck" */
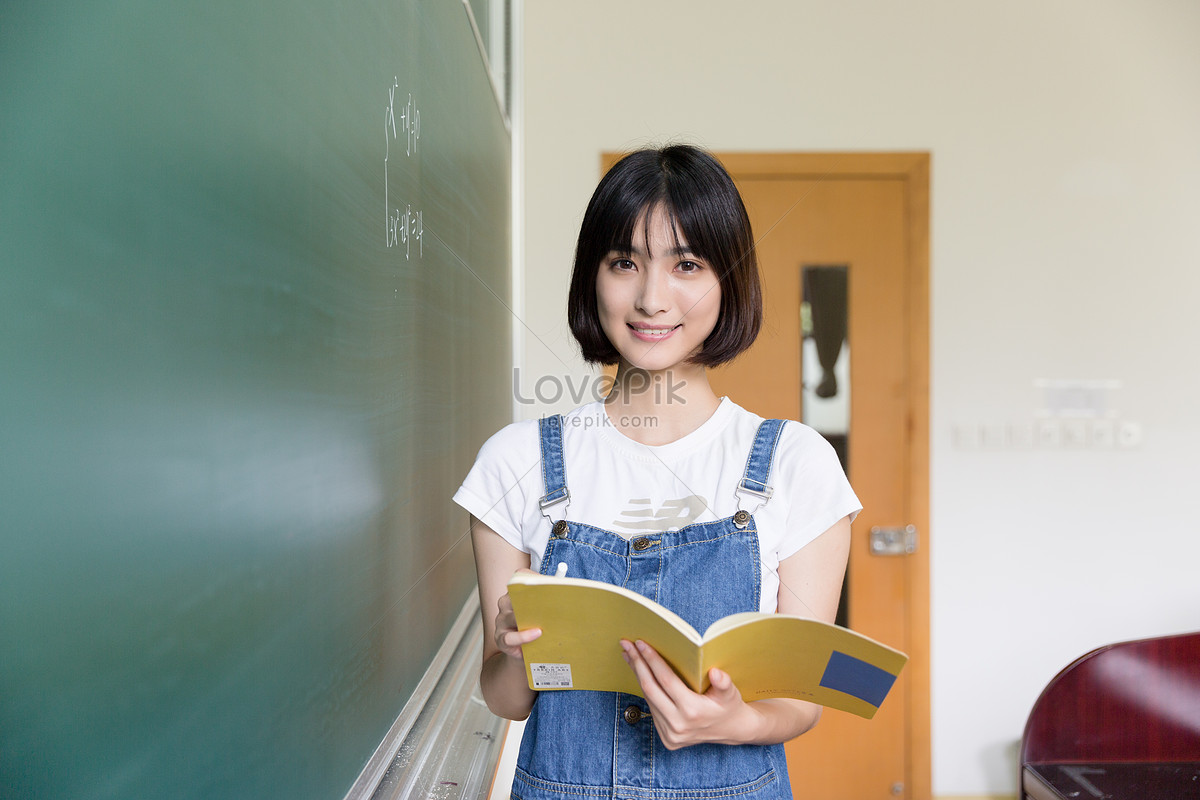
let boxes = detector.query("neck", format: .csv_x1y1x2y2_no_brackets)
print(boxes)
603,360,721,445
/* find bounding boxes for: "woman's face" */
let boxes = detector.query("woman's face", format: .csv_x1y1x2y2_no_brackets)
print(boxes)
595,205,722,373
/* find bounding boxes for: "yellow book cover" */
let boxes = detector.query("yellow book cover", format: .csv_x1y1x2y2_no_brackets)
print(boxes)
507,572,908,720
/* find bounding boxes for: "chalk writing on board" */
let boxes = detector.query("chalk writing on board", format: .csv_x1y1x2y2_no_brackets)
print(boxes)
385,77,423,257
385,78,421,159
388,204,423,260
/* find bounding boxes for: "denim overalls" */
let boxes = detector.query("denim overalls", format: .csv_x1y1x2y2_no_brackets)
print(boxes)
512,414,793,800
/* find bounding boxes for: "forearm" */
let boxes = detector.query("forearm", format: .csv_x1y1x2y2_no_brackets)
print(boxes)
731,698,822,745
479,651,537,721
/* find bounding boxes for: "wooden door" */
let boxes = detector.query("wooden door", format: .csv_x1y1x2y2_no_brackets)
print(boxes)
712,153,930,800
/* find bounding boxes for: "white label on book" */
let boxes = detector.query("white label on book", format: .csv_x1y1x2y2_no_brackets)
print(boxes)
530,663,573,689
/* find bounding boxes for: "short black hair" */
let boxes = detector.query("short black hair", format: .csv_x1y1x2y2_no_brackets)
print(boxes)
567,144,762,367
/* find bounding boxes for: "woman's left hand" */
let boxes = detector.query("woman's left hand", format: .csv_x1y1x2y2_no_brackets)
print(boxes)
620,639,755,749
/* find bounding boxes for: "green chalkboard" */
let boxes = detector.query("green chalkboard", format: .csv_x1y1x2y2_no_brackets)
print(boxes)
0,1,510,798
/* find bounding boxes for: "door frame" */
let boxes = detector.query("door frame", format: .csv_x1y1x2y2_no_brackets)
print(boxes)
718,151,930,798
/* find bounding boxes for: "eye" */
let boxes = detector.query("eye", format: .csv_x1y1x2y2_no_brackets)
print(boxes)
677,260,703,274
609,257,636,271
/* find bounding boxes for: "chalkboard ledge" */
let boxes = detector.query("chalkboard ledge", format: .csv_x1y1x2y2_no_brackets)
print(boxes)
343,594,506,800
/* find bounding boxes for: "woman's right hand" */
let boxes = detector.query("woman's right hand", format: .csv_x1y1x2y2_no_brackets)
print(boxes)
471,520,539,719
494,585,542,660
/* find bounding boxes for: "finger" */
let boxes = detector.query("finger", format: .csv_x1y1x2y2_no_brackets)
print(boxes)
507,627,542,644
705,667,741,702
495,595,518,627
623,640,683,711
497,626,541,656
635,640,692,695
620,640,666,704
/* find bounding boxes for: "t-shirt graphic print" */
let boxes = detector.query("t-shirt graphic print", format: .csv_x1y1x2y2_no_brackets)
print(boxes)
612,495,709,535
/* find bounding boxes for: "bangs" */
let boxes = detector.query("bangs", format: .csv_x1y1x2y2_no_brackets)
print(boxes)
607,204,739,286
603,201,694,262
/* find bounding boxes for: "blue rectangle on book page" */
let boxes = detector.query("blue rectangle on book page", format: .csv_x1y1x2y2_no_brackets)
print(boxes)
818,651,898,708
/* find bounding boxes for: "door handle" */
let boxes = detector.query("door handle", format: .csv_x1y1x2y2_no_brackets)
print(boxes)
869,525,918,556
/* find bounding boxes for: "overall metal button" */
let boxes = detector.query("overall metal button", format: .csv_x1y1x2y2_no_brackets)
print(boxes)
551,520,569,538
732,510,751,528
631,537,651,552
623,705,642,725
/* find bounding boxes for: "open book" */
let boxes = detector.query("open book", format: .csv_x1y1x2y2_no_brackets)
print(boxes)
507,571,907,720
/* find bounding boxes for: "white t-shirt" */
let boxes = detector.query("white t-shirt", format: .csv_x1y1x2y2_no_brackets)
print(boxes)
453,398,861,613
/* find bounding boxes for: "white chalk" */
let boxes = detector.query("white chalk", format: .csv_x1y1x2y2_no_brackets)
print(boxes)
554,562,568,578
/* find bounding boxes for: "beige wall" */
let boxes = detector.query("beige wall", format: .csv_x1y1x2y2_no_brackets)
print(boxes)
520,1,1200,795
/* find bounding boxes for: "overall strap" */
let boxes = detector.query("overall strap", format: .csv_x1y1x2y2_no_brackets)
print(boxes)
736,418,787,513
537,415,570,521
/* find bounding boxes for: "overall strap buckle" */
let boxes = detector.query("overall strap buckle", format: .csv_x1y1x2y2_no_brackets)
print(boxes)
734,418,787,519
539,487,571,516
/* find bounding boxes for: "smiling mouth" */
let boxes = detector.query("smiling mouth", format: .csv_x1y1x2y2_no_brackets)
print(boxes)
628,324,681,340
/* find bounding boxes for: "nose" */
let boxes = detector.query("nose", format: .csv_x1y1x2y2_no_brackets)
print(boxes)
635,267,670,316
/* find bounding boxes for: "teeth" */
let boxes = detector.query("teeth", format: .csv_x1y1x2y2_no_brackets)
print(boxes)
633,327,674,336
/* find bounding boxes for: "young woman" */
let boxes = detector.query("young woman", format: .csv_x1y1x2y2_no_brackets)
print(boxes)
454,145,860,800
